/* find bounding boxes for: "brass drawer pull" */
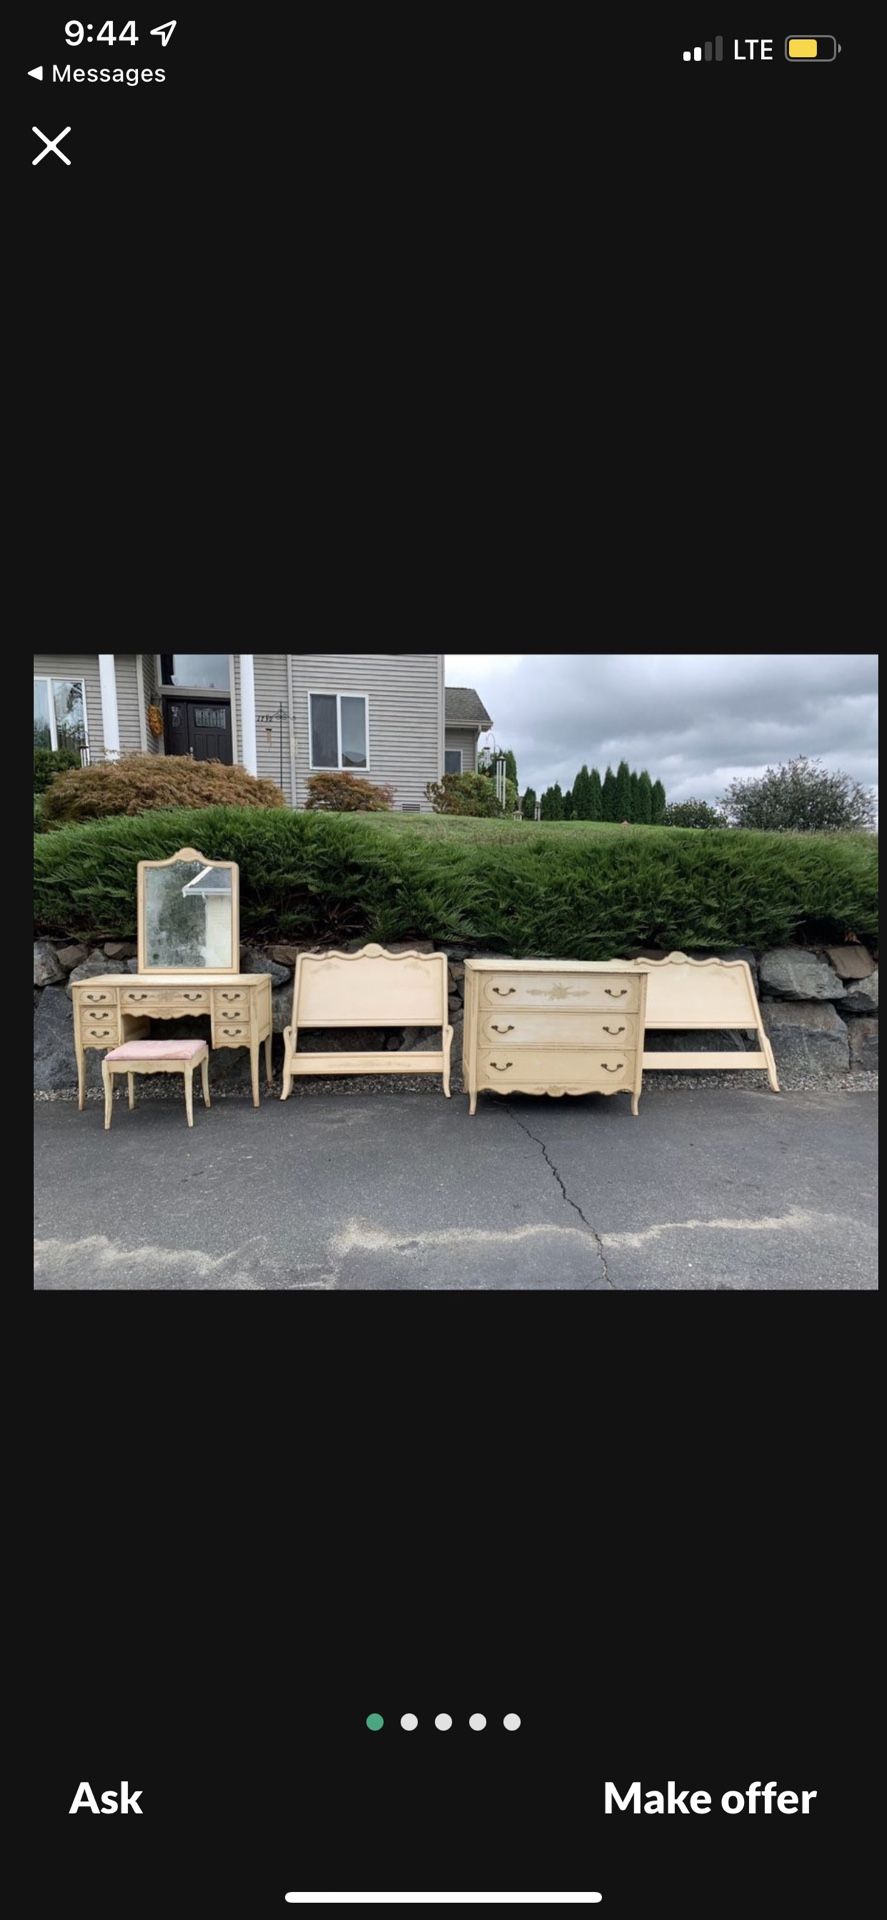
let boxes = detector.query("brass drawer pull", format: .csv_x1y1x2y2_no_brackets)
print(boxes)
183,992,203,1001
221,992,242,1000
604,987,627,998
602,1062,624,1072
490,1022,514,1033
492,986,516,996
603,1025,625,1035
490,1060,513,1071
128,992,148,1001
85,991,109,1001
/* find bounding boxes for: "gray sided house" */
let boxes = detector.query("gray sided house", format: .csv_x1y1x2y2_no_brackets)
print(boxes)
34,655,491,812
444,686,494,775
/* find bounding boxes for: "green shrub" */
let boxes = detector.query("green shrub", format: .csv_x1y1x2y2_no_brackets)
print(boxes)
722,755,876,832
426,772,503,816
41,752,286,825
662,799,727,828
34,746,80,793
33,795,44,832
305,771,394,810
33,807,878,952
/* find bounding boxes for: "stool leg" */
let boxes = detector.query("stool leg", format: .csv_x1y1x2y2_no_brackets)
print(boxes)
201,1053,210,1107
103,1061,113,1131
128,1072,135,1110
184,1064,195,1128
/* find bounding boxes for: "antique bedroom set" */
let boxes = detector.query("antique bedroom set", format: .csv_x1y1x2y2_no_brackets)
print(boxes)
70,848,779,1129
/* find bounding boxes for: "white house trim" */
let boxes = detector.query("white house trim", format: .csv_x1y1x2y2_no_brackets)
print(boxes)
308,689,370,771
34,673,89,754
238,654,257,774
98,654,120,759
135,654,148,751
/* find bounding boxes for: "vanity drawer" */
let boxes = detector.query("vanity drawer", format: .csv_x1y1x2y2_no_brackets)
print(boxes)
214,1022,251,1042
480,972,639,1013
81,1021,118,1044
480,1010,639,1048
77,987,115,1007
213,989,247,1009
478,1048,636,1090
121,988,209,1014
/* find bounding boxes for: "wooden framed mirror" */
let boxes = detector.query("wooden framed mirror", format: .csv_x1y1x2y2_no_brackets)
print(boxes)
137,847,240,974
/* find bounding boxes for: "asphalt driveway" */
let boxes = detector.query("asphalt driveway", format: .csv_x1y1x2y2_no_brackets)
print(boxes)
34,1086,877,1290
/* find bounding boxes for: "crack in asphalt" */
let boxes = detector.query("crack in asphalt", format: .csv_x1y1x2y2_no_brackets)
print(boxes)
503,1104,616,1290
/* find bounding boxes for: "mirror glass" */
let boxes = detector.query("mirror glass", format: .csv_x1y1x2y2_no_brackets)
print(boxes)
143,859,236,971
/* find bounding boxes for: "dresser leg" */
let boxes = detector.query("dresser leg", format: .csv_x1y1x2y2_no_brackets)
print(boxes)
201,1054,211,1108
184,1065,195,1128
264,1033,273,1087
76,1043,85,1113
631,1093,639,1117
127,1073,135,1110
102,1061,113,1131
250,1042,260,1108
469,1091,477,1116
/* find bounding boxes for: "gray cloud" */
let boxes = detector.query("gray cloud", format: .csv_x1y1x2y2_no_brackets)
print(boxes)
445,654,878,807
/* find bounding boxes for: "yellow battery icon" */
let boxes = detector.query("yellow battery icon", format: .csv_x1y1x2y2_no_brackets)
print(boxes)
785,35,839,60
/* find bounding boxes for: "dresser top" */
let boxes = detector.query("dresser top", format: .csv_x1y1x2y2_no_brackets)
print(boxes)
72,973,270,987
464,958,648,973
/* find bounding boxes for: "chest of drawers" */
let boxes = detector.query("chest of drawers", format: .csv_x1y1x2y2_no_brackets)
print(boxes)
463,960,648,1116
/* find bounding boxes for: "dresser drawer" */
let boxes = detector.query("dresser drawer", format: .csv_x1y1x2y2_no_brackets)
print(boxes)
480,1010,638,1048
77,987,115,1007
213,988,248,1010
81,1021,118,1044
214,1021,251,1042
121,988,209,1015
478,1048,636,1090
479,972,639,1013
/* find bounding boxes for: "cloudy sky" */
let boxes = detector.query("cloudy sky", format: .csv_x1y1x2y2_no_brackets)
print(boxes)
445,654,878,809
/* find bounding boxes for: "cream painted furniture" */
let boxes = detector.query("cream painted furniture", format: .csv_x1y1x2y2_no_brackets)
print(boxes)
281,944,452,1098
612,951,779,1091
462,959,648,1116
102,1039,211,1129
72,847,272,1109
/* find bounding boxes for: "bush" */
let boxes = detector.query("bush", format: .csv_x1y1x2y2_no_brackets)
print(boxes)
41,753,286,826
721,755,876,832
426,773,503,816
34,746,80,793
33,807,878,952
305,771,394,811
33,795,44,832
662,799,727,828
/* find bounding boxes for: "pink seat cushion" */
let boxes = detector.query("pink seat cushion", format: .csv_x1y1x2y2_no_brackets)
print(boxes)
106,1040,208,1061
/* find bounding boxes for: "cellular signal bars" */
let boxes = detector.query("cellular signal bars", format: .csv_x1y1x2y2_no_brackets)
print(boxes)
683,39,724,61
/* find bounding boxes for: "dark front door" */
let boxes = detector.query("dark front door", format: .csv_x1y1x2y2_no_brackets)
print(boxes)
163,698,233,763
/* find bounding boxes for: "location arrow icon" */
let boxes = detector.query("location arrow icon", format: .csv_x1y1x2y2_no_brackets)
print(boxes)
28,66,43,80
150,19,177,46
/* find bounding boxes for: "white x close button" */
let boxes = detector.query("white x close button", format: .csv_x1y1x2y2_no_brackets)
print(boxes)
32,126,72,166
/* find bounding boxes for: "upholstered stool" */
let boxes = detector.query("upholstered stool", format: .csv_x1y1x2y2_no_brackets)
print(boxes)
102,1039,211,1129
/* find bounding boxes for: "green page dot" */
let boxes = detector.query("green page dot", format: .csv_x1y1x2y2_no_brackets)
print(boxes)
366,1713,384,1731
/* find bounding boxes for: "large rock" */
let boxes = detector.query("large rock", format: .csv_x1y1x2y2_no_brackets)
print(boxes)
397,1027,443,1052
34,985,96,1091
55,943,88,974
268,944,305,968
841,970,878,1014
759,947,845,1002
65,952,117,996
103,941,137,959
34,940,65,986
239,946,291,985
271,983,293,1033
762,1000,849,1074
847,1017,878,1070
824,944,875,981
644,1029,749,1052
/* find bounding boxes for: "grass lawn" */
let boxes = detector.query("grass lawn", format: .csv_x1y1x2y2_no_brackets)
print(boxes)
358,813,661,845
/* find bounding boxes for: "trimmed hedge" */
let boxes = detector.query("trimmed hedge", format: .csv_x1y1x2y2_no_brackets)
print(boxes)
34,746,81,793
41,753,285,825
33,807,878,952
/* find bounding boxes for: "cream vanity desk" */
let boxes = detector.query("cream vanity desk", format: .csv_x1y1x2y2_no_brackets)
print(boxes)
71,847,272,1110
462,958,648,1116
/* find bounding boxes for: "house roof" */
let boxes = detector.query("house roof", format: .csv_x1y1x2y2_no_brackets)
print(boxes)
445,686,493,729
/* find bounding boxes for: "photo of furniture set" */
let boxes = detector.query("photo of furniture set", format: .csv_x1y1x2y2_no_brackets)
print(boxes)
71,849,777,1129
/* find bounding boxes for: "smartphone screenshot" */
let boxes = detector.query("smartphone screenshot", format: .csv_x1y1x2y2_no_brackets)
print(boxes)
27,17,874,1920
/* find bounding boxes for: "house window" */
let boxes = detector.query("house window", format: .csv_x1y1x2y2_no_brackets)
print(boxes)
309,692,369,769
160,655,230,690
444,748,463,775
34,676,88,752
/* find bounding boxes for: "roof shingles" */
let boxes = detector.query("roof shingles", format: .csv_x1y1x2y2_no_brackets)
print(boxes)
445,686,492,729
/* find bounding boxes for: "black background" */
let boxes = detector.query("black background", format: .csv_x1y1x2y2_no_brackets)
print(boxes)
22,12,876,1919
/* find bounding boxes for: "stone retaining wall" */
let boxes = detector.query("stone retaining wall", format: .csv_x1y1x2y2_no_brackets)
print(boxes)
33,936,878,1094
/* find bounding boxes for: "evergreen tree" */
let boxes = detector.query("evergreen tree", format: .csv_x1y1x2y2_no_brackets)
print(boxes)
637,769,653,825
563,787,574,820
540,786,554,820
549,781,564,820
614,759,632,822
651,778,666,824
629,771,640,822
601,765,616,821
589,767,603,820
521,786,537,821
572,764,591,819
